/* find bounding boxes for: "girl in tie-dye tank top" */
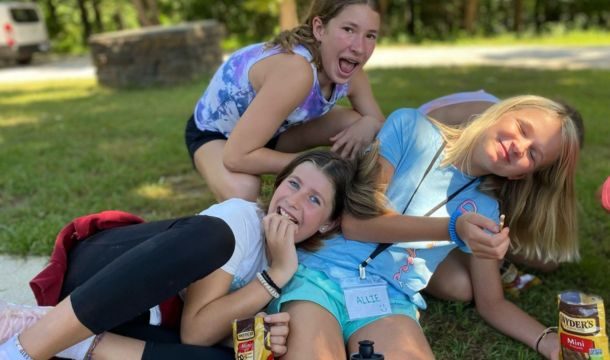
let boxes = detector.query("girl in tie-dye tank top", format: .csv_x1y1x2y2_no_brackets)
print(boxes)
185,0,385,202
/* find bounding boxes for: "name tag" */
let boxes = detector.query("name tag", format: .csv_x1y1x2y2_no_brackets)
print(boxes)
340,275,391,320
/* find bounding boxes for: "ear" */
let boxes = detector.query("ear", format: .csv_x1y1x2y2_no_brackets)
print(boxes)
311,16,325,41
319,219,339,234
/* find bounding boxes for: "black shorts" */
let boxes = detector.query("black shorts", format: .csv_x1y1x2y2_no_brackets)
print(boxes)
184,115,279,161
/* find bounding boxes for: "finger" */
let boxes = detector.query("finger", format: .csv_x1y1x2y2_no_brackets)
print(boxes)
270,344,288,357
269,325,289,337
340,141,355,158
329,129,346,143
265,312,290,324
330,133,348,152
269,335,287,345
463,212,500,233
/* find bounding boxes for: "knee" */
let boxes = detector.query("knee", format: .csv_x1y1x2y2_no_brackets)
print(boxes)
427,271,473,303
214,177,260,202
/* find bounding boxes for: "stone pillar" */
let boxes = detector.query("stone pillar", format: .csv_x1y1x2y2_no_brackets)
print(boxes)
89,20,224,88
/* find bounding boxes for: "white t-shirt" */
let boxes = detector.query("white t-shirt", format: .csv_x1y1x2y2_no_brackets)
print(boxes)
198,198,266,291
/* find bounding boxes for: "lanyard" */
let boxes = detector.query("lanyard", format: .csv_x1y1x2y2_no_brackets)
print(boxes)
358,142,477,279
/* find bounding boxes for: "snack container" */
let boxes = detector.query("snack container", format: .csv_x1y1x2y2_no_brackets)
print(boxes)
232,316,274,360
558,291,609,360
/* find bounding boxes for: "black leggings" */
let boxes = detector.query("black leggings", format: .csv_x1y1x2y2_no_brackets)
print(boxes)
59,215,236,359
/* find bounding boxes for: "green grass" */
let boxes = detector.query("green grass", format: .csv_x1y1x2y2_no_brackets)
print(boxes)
1,67,609,358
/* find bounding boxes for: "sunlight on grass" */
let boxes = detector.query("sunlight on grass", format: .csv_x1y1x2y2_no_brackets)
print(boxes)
0,79,99,105
0,115,40,128
135,183,173,200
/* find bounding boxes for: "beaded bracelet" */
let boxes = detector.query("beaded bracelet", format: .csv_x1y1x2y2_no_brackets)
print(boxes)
85,333,106,360
256,272,280,299
261,270,282,295
448,208,466,247
535,326,558,354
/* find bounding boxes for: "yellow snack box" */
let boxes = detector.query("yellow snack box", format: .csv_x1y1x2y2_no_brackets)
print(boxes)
232,316,274,360
558,291,609,360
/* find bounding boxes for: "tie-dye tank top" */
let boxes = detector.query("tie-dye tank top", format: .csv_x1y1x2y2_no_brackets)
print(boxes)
193,43,350,137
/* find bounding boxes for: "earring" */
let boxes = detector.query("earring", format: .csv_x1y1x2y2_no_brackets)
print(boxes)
319,225,329,233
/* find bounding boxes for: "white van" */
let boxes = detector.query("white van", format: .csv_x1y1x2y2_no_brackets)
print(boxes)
0,2,50,64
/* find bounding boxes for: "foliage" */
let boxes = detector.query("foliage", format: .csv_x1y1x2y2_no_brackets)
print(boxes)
27,0,610,53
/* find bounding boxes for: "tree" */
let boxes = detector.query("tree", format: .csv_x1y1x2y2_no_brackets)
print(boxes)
463,0,478,34
132,0,159,27
76,0,92,45
514,0,524,34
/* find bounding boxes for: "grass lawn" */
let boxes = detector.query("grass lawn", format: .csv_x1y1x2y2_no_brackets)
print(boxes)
0,66,608,359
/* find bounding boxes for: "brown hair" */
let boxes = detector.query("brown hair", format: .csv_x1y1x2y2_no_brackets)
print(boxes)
271,142,386,251
266,0,380,69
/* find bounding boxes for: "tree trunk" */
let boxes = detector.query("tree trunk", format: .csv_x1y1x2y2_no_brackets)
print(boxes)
132,0,159,27
534,0,545,34
405,0,416,37
279,0,298,31
92,0,104,33
514,0,523,34
145,0,160,25
43,0,60,36
463,0,478,34
378,0,390,36
76,0,92,45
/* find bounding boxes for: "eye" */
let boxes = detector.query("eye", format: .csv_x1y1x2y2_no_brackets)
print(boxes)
309,195,321,206
342,26,354,33
366,33,377,40
517,120,525,135
288,179,300,190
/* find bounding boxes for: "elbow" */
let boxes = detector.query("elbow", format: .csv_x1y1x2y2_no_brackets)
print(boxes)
341,216,357,240
222,151,243,172
475,297,500,321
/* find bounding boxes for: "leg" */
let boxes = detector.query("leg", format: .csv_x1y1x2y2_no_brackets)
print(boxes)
275,106,361,153
280,301,346,360
19,216,235,359
424,249,473,302
193,140,261,201
347,315,434,360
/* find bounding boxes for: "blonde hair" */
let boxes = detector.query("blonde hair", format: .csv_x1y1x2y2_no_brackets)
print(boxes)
270,142,387,252
432,95,581,263
266,0,380,69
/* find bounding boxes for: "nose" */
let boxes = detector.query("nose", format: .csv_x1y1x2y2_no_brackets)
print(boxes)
350,35,364,55
286,190,306,209
510,139,529,159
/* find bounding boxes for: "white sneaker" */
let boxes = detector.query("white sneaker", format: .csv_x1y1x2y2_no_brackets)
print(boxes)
0,300,50,344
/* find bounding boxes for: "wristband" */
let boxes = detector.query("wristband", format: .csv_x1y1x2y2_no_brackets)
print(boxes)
535,326,557,354
448,209,466,248
261,270,282,295
256,272,280,299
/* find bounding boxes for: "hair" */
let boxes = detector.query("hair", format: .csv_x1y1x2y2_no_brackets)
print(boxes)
431,95,581,263
266,0,380,70
270,142,387,251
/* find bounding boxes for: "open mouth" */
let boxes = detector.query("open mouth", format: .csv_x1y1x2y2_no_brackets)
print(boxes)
339,58,359,75
277,207,298,225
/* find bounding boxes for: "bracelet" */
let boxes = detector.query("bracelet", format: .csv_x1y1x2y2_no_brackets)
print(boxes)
14,335,34,360
256,272,280,299
448,208,466,247
261,270,282,295
535,326,558,354
85,333,105,360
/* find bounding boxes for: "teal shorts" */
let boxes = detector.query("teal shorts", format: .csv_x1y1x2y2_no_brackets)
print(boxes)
268,265,419,342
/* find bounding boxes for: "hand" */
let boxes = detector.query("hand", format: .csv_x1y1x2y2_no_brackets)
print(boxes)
330,115,380,159
257,311,290,358
263,213,299,287
456,212,510,260
539,332,560,360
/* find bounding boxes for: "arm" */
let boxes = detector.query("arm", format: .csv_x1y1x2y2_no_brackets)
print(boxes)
180,213,299,346
342,157,510,259
223,54,313,175
330,69,385,158
470,257,559,359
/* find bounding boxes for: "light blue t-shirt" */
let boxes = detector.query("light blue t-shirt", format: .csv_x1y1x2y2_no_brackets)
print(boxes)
298,109,500,309
193,43,350,137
